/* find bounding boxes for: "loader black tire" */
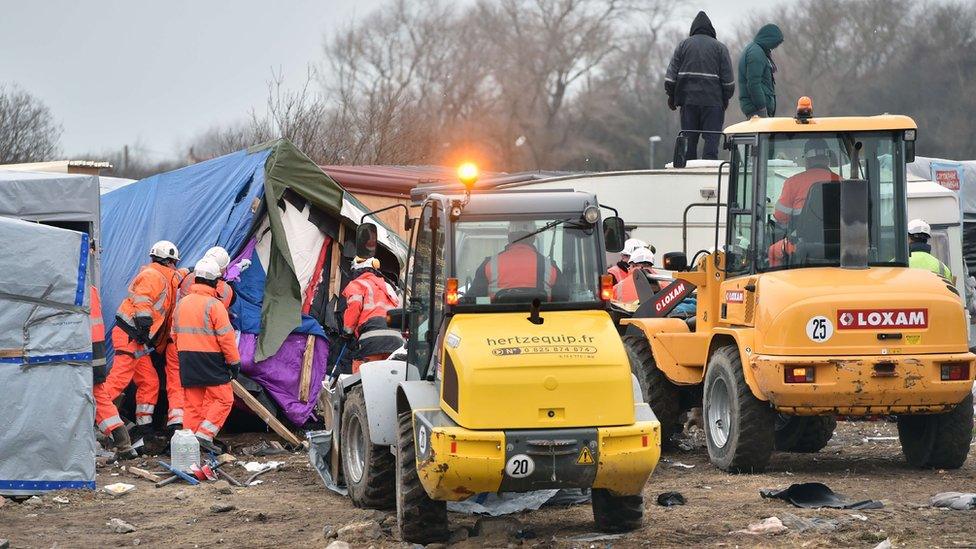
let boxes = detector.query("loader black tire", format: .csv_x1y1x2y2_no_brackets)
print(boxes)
395,411,448,544
898,393,973,469
623,335,681,449
703,345,775,473
774,415,836,453
341,387,395,509
591,488,644,533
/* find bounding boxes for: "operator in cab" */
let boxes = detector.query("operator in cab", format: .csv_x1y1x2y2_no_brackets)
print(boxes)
908,218,952,280
768,138,841,266
469,220,565,301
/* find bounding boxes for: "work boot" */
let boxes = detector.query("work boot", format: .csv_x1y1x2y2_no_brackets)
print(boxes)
110,427,138,460
196,435,222,456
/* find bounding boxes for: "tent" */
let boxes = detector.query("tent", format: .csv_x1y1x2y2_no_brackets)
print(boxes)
0,217,96,495
100,139,406,425
909,157,976,273
0,170,101,285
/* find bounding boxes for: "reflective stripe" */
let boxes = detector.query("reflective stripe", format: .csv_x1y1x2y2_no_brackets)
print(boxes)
129,295,151,304
97,415,123,433
677,71,720,79
199,420,220,437
195,431,214,442
214,324,233,336
135,404,154,415
346,294,364,303
359,329,404,340
664,77,675,82
91,316,104,327
135,415,153,425
774,202,798,215
722,81,735,87
167,408,184,426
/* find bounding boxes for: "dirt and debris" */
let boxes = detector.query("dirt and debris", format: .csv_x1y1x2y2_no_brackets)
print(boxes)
1,422,975,547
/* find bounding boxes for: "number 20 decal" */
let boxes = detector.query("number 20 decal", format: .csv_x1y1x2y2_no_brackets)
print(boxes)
805,316,833,343
505,454,535,478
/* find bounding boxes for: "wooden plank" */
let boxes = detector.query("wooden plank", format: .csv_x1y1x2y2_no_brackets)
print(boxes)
298,334,315,403
121,465,162,483
329,224,346,298
231,379,303,447
0,349,23,358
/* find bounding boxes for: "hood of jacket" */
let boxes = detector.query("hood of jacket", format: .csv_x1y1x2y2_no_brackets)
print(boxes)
754,23,783,51
690,11,716,38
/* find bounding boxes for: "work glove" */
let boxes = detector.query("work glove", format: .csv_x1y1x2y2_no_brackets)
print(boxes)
754,107,768,118
340,328,355,344
228,362,241,380
134,316,153,345
667,95,676,111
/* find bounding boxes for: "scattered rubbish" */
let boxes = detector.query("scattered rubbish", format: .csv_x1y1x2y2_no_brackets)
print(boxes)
873,539,892,549
239,461,283,473
850,513,868,521
449,491,557,516
22,496,42,506
170,429,201,473
155,475,180,488
52,496,69,504
863,437,898,443
107,518,136,534
657,491,686,507
248,479,264,486
931,492,976,510
670,461,695,469
761,482,883,510
190,463,218,482
733,516,787,535
104,483,136,497
568,533,625,542
0,538,8,549
158,460,199,486
241,440,290,456
779,512,851,533
325,541,351,549
210,503,236,513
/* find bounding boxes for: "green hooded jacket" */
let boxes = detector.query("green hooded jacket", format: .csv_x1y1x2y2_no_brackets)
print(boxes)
738,24,783,117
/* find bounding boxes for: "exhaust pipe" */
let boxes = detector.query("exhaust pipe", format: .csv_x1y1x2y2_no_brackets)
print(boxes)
840,177,869,270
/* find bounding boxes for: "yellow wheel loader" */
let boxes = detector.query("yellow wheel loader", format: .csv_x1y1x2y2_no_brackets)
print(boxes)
324,167,661,544
623,98,975,473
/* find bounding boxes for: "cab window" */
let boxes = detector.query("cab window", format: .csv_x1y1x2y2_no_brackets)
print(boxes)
727,143,755,276
408,203,445,370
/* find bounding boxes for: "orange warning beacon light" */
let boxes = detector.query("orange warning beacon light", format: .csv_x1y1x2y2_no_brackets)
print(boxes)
457,162,479,190
796,96,813,122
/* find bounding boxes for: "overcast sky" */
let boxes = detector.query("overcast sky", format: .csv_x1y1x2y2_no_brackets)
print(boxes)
0,0,787,160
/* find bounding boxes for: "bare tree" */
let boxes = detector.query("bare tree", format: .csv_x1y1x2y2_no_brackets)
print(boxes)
0,85,62,163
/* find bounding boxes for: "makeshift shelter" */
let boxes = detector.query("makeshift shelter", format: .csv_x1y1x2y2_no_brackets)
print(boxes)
0,217,96,495
100,140,406,425
909,157,976,272
0,170,102,284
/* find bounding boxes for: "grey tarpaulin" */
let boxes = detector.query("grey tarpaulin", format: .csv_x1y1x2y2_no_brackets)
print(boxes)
0,217,96,495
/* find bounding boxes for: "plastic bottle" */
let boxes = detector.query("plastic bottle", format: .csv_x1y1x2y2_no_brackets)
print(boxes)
170,429,200,472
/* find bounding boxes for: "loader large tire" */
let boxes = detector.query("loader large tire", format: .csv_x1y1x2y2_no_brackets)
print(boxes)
591,488,644,533
623,335,681,448
341,387,395,509
774,415,836,453
703,345,775,473
898,393,973,469
395,411,448,544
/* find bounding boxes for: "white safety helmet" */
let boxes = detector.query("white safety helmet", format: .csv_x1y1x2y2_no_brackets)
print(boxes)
204,246,231,271
629,247,655,266
622,238,648,257
193,258,222,281
908,218,931,238
149,240,180,261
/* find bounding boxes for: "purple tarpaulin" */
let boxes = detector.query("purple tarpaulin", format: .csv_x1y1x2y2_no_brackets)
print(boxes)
239,332,329,425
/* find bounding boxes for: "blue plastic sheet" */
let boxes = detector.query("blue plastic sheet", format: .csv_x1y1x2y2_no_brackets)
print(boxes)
100,149,270,359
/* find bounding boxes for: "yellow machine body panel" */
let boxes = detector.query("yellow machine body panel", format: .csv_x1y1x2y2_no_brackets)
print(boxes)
724,114,916,135
440,310,635,430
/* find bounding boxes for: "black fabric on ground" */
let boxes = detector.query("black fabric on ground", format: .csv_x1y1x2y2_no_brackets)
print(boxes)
760,482,883,510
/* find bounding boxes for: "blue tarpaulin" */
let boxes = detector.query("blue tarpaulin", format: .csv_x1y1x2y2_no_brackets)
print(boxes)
100,149,270,357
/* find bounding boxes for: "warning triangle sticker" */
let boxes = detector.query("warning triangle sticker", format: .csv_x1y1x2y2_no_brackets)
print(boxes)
576,446,594,465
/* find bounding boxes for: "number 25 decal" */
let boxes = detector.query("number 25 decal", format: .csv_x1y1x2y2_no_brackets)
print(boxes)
805,316,833,343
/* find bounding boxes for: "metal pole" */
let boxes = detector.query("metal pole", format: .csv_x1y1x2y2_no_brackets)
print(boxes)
649,139,656,169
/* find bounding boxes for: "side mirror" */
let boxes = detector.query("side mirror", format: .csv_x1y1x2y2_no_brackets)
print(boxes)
663,251,688,272
673,136,689,169
603,216,625,253
356,222,378,259
386,308,406,330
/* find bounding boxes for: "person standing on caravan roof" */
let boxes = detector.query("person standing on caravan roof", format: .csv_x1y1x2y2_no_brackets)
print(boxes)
908,219,952,280
172,258,241,453
164,246,235,433
738,23,784,118
665,11,735,160
94,240,180,459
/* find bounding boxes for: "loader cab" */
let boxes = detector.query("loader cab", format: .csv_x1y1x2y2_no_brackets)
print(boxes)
720,117,917,279
399,191,624,376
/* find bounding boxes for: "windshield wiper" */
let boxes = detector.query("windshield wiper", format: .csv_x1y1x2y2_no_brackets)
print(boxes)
511,217,574,246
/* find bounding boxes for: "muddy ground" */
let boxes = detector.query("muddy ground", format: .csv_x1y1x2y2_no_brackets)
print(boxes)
2,421,975,548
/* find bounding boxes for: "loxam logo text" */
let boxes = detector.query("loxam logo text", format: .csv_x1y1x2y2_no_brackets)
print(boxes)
726,290,745,304
654,282,687,313
836,308,927,330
